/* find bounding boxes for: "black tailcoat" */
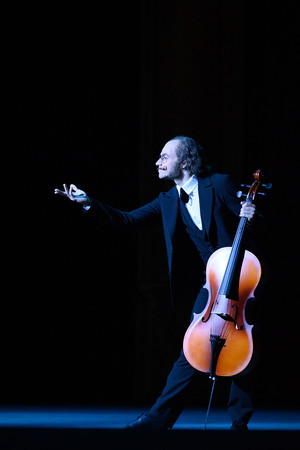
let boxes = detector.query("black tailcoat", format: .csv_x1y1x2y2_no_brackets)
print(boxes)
158,174,241,269
89,173,242,300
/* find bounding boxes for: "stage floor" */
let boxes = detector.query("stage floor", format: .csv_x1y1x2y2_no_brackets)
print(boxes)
0,406,299,449
0,406,299,430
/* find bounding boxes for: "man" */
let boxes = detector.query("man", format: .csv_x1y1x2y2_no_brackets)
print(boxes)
55,136,257,430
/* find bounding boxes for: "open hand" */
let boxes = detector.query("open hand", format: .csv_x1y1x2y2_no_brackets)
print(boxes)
54,184,91,207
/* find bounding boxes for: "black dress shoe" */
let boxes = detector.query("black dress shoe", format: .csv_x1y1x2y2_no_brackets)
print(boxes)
230,419,248,430
126,413,168,430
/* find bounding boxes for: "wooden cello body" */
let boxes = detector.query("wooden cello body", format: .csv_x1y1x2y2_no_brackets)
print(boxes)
183,247,261,376
183,170,266,378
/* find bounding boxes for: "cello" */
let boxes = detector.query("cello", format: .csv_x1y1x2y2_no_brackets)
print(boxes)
183,170,270,426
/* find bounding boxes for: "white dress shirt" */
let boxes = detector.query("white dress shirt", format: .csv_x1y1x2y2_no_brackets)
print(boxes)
176,175,203,230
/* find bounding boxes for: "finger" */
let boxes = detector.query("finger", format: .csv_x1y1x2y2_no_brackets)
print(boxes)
63,184,71,199
240,213,252,219
68,184,77,201
241,203,255,211
70,184,80,199
240,208,255,219
70,184,78,193
54,189,68,197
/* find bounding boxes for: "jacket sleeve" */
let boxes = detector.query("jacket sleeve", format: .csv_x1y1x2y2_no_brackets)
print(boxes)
85,196,162,231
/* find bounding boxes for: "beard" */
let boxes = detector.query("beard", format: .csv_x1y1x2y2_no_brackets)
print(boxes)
167,160,184,180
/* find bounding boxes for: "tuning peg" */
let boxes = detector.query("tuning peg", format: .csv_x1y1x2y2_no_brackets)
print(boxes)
236,191,247,199
262,182,272,190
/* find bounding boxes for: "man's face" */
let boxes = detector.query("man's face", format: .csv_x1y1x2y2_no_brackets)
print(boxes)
155,140,183,180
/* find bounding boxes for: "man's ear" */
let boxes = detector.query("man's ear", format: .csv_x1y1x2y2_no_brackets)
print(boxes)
181,160,189,169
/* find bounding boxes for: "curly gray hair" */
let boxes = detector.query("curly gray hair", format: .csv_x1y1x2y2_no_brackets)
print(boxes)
170,136,211,177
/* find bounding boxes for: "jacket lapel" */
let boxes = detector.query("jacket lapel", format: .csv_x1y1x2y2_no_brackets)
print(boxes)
161,186,178,242
198,176,213,238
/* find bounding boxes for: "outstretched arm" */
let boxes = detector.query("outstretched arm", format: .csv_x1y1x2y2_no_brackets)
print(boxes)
54,183,162,230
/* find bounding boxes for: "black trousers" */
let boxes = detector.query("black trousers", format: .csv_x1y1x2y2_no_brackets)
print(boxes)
148,288,258,428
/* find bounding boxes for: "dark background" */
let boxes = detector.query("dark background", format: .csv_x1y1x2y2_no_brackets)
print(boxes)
3,1,299,410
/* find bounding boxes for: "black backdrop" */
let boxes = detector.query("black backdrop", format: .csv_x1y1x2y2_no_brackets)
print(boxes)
3,1,299,409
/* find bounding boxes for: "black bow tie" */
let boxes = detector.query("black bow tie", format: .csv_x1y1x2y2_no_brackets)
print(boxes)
180,188,189,204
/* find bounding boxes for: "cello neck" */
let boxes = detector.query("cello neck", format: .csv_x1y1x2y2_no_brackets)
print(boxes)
218,203,250,298
216,169,264,299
